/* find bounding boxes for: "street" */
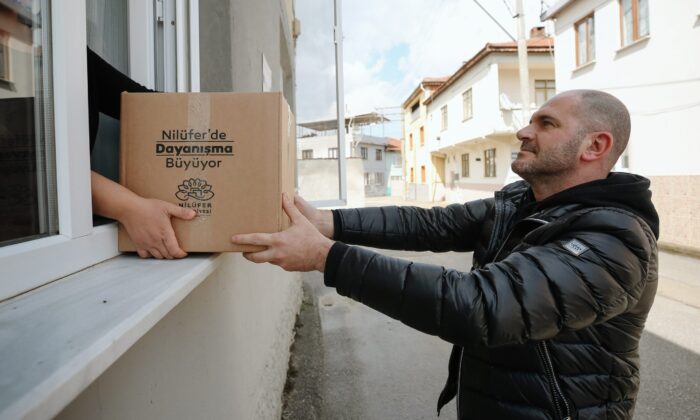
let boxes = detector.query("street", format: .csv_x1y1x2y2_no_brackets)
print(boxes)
282,199,700,419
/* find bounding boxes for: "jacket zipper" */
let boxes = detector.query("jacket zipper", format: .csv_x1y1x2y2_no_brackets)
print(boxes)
537,341,572,420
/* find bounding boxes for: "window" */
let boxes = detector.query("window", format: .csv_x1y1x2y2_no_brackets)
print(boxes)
409,133,413,150
0,1,57,247
462,89,473,121
361,146,368,160
421,165,426,183
328,147,338,158
461,153,470,177
484,148,496,177
0,31,9,82
420,126,424,146
302,149,313,159
375,172,384,184
535,80,555,106
620,0,649,46
440,105,448,131
1,1,202,300
575,15,595,66
410,167,414,183
364,172,370,185
410,101,419,122
375,149,382,161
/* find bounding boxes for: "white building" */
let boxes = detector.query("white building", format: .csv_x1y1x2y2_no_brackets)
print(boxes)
297,112,396,197
402,77,449,201
422,33,555,202
542,0,700,253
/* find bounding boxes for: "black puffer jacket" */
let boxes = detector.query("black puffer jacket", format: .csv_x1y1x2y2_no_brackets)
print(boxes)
324,173,659,420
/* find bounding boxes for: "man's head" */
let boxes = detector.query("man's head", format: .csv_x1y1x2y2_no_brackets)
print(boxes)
511,89,630,189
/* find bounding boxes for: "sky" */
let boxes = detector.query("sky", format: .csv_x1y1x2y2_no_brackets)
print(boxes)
295,0,551,138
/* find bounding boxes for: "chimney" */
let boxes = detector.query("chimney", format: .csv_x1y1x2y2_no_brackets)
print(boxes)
529,26,546,38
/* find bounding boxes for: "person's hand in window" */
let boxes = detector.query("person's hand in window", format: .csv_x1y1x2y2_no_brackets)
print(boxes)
91,171,196,259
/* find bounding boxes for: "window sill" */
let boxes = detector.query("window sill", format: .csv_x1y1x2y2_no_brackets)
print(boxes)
615,35,651,56
0,252,223,420
572,60,596,75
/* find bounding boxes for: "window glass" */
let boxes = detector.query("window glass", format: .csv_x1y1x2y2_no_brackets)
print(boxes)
295,0,343,203
462,89,472,121
0,0,57,247
638,0,649,37
461,153,469,177
621,0,634,45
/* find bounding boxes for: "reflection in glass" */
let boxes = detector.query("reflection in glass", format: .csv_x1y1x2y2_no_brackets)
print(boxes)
295,0,342,203
0,0,57,246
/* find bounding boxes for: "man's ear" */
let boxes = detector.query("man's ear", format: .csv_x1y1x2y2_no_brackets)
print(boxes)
580,131,613,162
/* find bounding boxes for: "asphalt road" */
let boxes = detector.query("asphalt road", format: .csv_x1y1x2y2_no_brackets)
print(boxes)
282,247,700,419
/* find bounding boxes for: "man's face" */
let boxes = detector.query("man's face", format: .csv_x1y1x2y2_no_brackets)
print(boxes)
512,94,586,181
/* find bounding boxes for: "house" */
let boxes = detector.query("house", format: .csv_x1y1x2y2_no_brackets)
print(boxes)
402,77,449,201
541,0,700,253
404,31,555,202
0,2,303,419
297,112,395,199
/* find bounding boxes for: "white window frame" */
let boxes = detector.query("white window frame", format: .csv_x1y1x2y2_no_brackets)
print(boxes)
0,0,200,302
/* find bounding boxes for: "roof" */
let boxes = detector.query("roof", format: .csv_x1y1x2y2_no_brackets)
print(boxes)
540,0,576,20
423,37,554,106
401,77,449,109
298,112,390,132
387,138,401,151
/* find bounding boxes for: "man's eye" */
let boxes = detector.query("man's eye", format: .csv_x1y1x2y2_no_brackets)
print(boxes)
542,120,554,127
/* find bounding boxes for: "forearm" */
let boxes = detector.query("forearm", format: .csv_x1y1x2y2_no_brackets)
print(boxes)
333,201,490,252
91,171,141,221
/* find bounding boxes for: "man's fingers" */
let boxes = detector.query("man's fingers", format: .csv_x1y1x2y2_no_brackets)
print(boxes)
167,202,197,220
282,193,305,224
164,230,187,258
242,249,276,264
231,232,275,246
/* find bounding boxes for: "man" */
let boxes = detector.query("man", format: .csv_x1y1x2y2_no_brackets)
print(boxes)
232,90,659,419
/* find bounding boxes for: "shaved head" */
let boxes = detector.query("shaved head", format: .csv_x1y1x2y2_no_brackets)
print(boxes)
565,90,631,167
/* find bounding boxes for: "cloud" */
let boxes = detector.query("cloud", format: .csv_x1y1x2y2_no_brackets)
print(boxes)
295,0,546,133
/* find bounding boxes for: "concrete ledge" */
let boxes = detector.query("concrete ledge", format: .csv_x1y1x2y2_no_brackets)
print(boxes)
0,254,223,420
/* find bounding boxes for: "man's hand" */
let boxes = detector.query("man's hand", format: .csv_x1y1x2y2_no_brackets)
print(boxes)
293,194,334,239
119,197,196,259
231,193,334,272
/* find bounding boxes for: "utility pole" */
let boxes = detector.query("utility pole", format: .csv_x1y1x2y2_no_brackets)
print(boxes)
515,0,531,126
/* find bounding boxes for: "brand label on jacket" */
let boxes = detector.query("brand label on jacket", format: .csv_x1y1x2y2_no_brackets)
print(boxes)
562,239,589,256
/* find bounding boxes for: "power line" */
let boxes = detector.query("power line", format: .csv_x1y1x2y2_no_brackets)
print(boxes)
472,0,516,41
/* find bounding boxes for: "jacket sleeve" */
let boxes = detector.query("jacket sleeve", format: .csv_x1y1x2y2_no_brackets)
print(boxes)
332,199,493,252
325,208,656,348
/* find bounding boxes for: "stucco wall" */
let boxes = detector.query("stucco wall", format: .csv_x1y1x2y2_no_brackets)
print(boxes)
297,158,365,207
55,255,302,420
650,176,700,254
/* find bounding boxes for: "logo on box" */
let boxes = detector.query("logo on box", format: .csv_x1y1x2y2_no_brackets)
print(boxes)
176,178,215,201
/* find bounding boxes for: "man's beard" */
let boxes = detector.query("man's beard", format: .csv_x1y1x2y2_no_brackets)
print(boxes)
511,132,584,182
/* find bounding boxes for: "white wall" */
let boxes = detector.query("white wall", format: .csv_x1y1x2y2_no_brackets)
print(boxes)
551,0,700,176
427,61,499,151
55,255,302,420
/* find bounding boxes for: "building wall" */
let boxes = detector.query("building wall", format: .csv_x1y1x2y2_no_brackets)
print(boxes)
53,1,304,417
297,158,365,207
427,62,498,151
550,0,700,252
56,255,302,420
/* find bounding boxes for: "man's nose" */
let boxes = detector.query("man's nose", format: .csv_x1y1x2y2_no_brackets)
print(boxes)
516,125,531,142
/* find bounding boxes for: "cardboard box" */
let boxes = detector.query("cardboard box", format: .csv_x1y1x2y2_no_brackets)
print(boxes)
118,92,296,252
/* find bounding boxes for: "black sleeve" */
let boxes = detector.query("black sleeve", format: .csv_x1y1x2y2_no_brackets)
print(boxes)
87,47,154,150
331,199,493,252
325,208,655,348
